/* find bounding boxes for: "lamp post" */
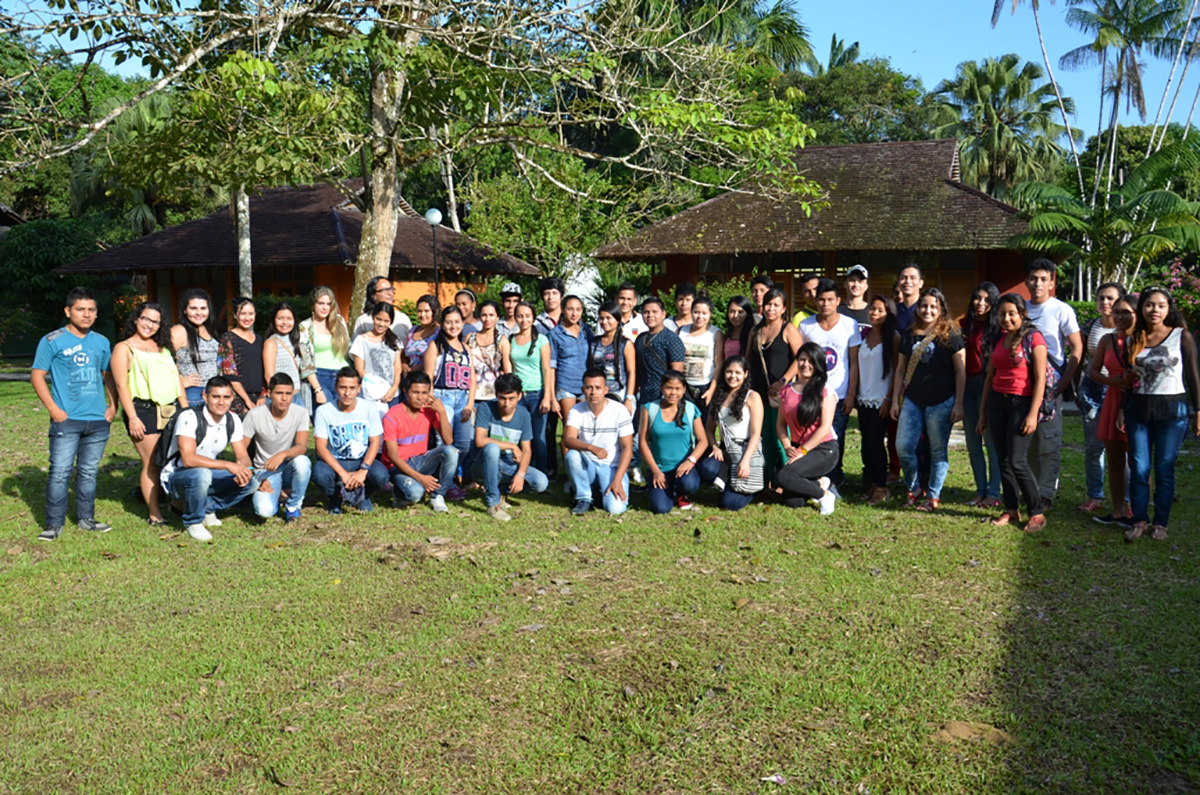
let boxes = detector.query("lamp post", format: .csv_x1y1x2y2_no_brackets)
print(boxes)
424,207,443,301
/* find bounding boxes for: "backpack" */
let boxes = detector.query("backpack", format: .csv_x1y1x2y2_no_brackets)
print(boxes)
151,405,236,470
1020,333,1059,423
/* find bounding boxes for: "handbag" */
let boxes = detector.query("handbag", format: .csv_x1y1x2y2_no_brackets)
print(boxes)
155,402,177,431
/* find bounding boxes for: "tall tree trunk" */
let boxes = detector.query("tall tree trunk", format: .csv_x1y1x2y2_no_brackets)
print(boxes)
352,17,426,315
1147,0,1200,154
235,185,252,297
1032,3,1086,197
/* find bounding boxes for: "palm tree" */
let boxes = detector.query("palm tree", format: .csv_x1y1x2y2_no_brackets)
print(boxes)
801,33,859,77
1008,139,1200,284
992,0,1087,196
932,54,1075,199
630,0,813,71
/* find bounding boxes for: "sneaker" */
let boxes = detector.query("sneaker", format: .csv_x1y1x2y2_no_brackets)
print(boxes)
327,505,343,515
284,508,301,523
186,524,213,542
630,467,646,488
202,513,222,527
676,496,693,511
445,485,468,502
498,496,512,510
487,505,513,522
818,490,836,516
430,495,448,513
77,519,111,533
571,500,592,516
359,498,374,514
37,526,62,541
1093,513,1124,526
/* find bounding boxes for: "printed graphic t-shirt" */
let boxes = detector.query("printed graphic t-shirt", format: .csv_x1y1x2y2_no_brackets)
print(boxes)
33,328,112,421
315,399,382,460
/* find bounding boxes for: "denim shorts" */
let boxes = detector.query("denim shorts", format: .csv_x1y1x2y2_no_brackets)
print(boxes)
555,388,580,402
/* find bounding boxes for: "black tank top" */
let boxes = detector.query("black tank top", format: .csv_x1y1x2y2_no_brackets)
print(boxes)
751,326,791,394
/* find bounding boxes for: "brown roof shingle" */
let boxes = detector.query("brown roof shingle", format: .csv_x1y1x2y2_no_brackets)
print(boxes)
57,182,538,276
593,139,1025,259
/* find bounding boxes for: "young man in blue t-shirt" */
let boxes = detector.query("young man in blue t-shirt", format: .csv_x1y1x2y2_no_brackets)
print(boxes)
313,367,388,513
31,287,118,541
470,373,549,521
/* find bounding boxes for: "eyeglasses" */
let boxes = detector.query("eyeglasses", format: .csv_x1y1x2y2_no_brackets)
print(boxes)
138,317,161,326
375,286,396,294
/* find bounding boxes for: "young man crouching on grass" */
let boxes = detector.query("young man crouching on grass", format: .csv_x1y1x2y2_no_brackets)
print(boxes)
382,371,459,513
563,368,634,515
470,373,549,521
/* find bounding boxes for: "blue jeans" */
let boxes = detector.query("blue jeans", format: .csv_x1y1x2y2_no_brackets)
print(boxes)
696,455,756,511
166,467,257,526
313,369,340,416
45,419,111,528
389,446,459,503
470,443,549,507
963,374,1001,500
831,409,850,487
1078,382,1107,500
648,467,701,514
251,455,313,517
565,449,628,514
312,456,389,506
433,388,474,460
896,395,955,501
185,386,204,406
1126,398,1190,528
519,391,549,473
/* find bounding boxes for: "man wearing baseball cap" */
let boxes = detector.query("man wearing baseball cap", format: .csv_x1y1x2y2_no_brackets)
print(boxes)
498,282,522,338
841,264,871,331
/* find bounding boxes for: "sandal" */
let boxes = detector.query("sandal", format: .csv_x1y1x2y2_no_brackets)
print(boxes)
866,487,889,506
1124,522,1147,543
965,495,987,507
987,511,1019,527
147,516,169,527
1077,498,1104,513
904,490,924,508
916,498,940,512
1023,515,1046,533
1151,525,1168,541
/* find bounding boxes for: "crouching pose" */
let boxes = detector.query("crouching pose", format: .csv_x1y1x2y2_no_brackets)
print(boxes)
382,371,459,512
313,367,388,513
564,368,634,515
639,371,707,513
242,374,312,522
159,376,257,541
470,373,550,521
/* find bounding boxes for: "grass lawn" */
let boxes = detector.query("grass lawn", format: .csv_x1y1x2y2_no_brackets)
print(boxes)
1,380,1198,793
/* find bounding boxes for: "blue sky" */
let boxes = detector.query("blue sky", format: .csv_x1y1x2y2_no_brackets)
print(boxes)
800,0,1200,146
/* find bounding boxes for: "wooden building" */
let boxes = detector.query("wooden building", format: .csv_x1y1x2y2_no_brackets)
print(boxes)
593,139,1032,315
57,182,538,324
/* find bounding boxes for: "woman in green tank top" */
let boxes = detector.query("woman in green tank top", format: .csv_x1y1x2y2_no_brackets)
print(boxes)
112,302,187,527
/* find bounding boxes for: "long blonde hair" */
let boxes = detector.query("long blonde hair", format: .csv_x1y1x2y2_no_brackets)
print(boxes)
311,286,350,358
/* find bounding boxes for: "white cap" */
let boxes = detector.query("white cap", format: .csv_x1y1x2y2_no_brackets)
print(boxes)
846,264,869,280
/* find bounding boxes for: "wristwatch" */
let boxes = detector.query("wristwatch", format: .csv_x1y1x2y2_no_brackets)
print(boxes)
686,455,697,464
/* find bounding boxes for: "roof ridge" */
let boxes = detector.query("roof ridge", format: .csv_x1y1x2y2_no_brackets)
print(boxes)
943,179,1020,216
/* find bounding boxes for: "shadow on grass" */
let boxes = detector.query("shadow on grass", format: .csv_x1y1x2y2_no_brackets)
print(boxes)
0,457,142,529
1001,439,1200,793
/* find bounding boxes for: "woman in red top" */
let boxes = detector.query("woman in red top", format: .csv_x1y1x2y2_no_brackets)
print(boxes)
960,282,1001,507
978,293,1047,533
775,342,839,514
1087,294,1137,526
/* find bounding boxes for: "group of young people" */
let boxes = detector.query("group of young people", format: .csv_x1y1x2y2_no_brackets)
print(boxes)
31,260,1200,543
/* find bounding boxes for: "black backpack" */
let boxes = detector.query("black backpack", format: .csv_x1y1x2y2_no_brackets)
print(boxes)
151,405,236,470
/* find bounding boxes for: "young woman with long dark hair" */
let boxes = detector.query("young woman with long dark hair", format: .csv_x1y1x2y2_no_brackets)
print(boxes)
960,281,1002,507
113,302,186,526
1076,281,1126,513
425,306,477,462
724,295,755,359
170,288,219,406
891,288,965,512
1120,287,1200,542
501,301,554,472
467,300,504,403
858,294,900,505
218,296,266,417
350,301,403,409
403,294,441,375
977,293,1047,533
1089,293,1137,527
639,371,708,513
588,301,637,413
299,286,350,412
262,302,316,409
748,287,804,487
775,342,839,513
697,356,764,510
679,295,725,411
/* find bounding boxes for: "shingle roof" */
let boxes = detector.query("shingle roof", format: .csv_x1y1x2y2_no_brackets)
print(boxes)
57,182,538,276
593,139,1026,259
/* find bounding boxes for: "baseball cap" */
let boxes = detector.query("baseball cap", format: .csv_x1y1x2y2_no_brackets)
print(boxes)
846,264,869,280
500,282,523,297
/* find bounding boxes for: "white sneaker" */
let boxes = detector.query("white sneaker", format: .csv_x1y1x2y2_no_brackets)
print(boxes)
203,513,222,527
817,477,835,516
186,524,213,542
487,505,512,522
630,467,646,487
430,495,448,513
